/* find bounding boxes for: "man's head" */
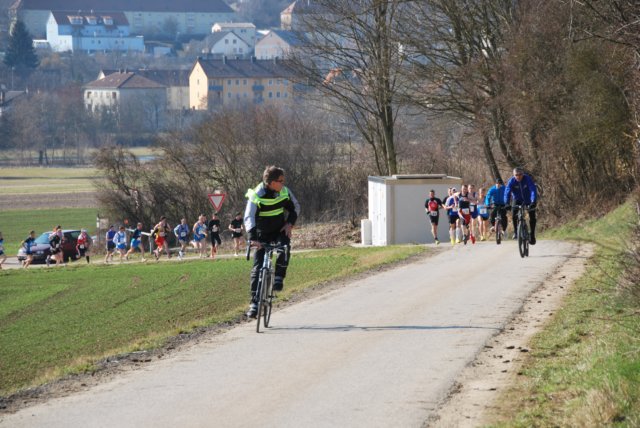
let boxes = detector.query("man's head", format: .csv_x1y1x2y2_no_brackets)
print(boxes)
212,212,218,219
181,218,187,224
137,222,143,229
119,226,125,231
513,167,524,182
460,184,468,194
235,212,242,219
469,184,475,193
429,189,435,197
264,165,285,191
496,178,504,187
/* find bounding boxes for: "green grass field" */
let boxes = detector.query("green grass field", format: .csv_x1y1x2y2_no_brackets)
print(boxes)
490,202,640,426
0,245,425,396
0,208,97,255
0,167,100,195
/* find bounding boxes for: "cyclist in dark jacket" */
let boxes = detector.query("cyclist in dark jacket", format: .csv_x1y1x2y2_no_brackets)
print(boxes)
504,167,538,244
244,166,300,318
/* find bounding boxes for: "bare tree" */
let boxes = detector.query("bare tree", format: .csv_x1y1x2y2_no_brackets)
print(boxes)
288,0,408,175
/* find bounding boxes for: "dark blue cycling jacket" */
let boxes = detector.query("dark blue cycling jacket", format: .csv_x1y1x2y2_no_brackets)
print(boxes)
504,174,537,205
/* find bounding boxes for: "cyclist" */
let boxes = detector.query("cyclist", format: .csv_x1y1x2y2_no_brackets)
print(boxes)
486,178,508,239
244,166,300,318
424,189,444,244
504,167,538,245
456,185,475,244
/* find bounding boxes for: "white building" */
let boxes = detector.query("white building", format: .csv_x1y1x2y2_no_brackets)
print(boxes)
255,29,305,60
202,30,251,58
212,22,256,49
46,11,144,53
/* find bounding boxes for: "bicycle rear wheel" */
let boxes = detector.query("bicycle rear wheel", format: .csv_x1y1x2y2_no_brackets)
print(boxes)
263,272,274,328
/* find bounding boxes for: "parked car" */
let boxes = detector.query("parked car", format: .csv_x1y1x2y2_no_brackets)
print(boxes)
17,230,82,263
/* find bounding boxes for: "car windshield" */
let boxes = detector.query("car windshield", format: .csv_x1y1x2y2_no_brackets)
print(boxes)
34,232,51,244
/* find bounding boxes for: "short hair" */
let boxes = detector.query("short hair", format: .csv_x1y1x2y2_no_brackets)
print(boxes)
513,167,524,175
263,166,284,184
160,215,166,221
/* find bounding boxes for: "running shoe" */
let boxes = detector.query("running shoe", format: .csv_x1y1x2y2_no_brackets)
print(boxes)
435,239,440,245
470,234,476,244
450,238,455,245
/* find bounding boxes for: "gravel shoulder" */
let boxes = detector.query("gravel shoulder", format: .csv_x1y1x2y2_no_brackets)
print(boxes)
428,243,593,427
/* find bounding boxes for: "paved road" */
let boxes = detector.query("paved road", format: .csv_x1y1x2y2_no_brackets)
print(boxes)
0,240,578,428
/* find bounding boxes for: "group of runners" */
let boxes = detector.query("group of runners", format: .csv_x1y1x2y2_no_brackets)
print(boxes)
2,211,246,269
424,168,538,246
103,211,245,263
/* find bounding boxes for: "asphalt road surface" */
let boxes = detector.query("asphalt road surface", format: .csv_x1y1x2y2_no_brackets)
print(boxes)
0,240,578,428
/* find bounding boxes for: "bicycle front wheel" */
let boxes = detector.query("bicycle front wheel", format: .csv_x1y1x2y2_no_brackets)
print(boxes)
495,221,502,245
255,269,269,333
518,222,528,258
263,272,274,328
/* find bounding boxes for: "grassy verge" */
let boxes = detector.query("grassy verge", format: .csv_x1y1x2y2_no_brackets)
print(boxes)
0,245,425,396
0,208,97,255
490,202,640,427
0,167,100,195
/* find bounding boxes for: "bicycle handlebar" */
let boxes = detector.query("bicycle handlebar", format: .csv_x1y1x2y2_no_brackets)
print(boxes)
245,241,289,262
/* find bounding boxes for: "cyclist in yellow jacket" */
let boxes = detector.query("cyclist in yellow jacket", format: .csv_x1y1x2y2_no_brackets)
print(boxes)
244,166,300,318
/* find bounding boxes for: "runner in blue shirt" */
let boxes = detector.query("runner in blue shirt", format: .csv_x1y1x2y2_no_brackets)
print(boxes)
113,226,128,262
174,218,190,259
104,225,117,263
21,230,36,268
125,222,146,261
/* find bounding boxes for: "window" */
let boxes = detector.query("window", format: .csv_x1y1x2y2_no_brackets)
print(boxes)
243,79,247,85
268,92,273,98
112,92,117,99
227,79,232,85
277,92,280,98
268,79,273,85
225,39,229,44
86,91,92,98
235,79,239,85
228,92,231,98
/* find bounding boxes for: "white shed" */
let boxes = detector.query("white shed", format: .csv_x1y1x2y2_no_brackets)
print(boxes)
367,174,463,246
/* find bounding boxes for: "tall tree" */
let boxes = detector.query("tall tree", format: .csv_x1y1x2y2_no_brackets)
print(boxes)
288,0,407,175
4,20,39,71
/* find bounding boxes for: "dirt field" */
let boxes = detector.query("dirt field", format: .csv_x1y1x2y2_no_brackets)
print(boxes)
0,192,97,210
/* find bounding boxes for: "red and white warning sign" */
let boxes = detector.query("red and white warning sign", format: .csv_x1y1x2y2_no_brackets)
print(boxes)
207,193,226,211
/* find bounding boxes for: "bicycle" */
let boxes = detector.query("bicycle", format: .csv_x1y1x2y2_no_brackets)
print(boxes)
246,241,288,333
492,205,505,245
514,204,530,258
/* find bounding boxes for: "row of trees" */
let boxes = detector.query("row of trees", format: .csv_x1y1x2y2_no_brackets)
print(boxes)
284,0,638,222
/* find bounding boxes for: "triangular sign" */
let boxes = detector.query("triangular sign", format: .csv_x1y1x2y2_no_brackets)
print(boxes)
207,193,226,211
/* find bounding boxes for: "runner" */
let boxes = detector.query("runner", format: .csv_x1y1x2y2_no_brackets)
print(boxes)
76,229,92,264
152,216,172,260
174,218,190,260
207,212,221,260
192,215,207,258
228,212,244,256
468,184,480,240
113,226,128,262
424,189,444,244
444,187,459,245
477,187,490,241
456,185,476,244
125,222,146,261
20,230,36,268
47,226,64,267
0,231,7,269
104,225,116,263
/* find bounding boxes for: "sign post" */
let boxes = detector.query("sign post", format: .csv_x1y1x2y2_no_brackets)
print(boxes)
207,193,226,212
